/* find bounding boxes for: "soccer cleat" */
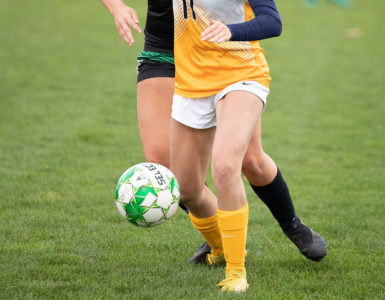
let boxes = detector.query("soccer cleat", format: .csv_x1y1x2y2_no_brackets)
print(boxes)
217,269,248,292
189,242,212,264
281,216,327,262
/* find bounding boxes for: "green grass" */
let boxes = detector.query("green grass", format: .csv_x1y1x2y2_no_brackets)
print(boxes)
1,0,384,299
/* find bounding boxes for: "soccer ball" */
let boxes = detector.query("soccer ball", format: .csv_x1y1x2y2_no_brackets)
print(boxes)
115,162,180,227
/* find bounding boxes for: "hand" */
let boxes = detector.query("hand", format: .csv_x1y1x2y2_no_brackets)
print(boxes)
112,4,142,46
201,19,232,43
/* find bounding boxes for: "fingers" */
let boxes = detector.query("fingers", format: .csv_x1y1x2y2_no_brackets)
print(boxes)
201,20,219,41
213,32,230,43
114,6,142,46
128,8,142,33
201,19,231,43
116,20,135,46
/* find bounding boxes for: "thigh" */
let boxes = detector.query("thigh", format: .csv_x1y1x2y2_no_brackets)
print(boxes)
242,118,277,185
213,90,264,164
244,119,264,160
170,119,215,197
137,77,174,167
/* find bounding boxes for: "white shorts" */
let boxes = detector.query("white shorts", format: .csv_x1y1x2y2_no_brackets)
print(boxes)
171,81,269,129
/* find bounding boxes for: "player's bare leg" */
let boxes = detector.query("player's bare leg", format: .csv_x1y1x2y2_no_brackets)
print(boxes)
137,77,191,216
170,119,216,217
137,78,214,260
211,90,264,292
242,121,276,186
213,91,262,211
242,116,327,261
137,77,174,168
170,119,225,261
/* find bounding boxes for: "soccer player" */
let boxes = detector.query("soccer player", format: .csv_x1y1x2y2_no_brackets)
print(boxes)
100,0,327,273
170,0,326,292
100,0,175,169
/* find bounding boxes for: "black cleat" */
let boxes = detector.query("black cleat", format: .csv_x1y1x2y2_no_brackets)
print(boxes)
281,216,327,262
189,242,212,264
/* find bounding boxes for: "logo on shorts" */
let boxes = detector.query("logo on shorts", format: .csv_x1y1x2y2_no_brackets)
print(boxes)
242,82,253,85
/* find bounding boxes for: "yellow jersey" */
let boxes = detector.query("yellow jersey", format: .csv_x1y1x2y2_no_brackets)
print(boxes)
173,0,271,98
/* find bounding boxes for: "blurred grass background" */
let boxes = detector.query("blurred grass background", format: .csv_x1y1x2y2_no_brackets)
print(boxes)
0,0,384,299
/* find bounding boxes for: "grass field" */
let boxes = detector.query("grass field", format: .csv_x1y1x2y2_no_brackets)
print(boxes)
1,0,384,299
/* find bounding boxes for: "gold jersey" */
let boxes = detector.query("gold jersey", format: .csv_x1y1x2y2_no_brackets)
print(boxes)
173,0,271,98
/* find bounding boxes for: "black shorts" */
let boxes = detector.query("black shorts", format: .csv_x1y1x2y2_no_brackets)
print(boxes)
137,62,175,83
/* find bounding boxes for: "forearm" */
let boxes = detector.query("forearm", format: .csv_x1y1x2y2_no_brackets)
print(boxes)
99,0,127,15
228,0,282,41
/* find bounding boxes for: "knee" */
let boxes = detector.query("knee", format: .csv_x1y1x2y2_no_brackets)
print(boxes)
144,149,170,169
211,158,240,187
241,153,265,179
177,178,202,208
242,151,277,186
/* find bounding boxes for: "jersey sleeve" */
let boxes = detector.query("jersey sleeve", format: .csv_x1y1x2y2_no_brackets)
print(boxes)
227,0,282,41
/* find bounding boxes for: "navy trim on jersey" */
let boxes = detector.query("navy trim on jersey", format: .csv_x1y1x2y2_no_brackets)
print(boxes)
227,0,282,41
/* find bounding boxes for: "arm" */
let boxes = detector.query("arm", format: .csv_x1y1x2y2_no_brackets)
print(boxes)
99,0,142,46
201,0,281,43
228,0,282,41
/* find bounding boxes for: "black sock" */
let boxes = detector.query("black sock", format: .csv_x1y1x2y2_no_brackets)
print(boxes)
179,202,189,214
250,168,296,225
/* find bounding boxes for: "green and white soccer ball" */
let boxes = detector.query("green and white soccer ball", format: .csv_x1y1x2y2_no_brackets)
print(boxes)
115,162,180,227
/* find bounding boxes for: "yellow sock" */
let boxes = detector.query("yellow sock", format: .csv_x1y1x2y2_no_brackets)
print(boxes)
189,212,223,256
217,204,249,271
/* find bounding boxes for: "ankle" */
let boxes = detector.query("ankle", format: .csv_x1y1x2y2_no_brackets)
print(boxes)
211,249,224,257
280,215,300,231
